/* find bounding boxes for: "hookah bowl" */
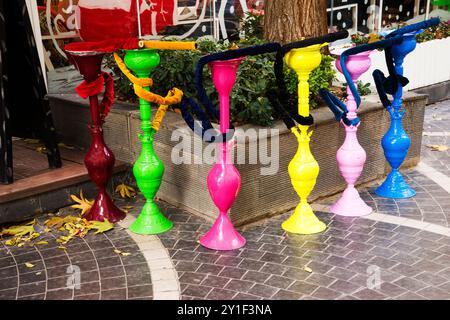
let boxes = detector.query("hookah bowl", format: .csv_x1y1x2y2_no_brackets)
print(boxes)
375,33,417,199
330,50,373,216
66,51,126,222
199,58,246,251
281,45,326,234
123,49,173,234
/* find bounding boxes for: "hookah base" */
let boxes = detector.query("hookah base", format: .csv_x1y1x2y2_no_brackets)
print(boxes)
375,169,416,199
84,190,126,223
129,201,173,235
200,212,246,251
330,186,373,217
282,202,326,235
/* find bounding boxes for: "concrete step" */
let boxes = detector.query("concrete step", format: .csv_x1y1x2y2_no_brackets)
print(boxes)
0,139,128,224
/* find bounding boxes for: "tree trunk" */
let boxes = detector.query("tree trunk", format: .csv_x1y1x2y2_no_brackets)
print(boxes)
263,0,328,44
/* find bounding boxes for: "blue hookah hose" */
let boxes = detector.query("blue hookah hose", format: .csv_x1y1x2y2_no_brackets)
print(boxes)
373,18,440,109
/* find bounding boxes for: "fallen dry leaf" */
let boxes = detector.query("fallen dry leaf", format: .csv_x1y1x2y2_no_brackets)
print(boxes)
115,183,136,199
23,138,40,144
427,144,450,152
25,262,34,268
70,190,94,216
45,217,65,229
4,239,16,246
87,219,114,234
1,221,36,237
58,142,75,150
35,146,47,154
304,266,313,273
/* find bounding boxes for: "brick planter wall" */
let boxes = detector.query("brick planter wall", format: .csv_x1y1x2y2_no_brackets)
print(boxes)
49,92,427,226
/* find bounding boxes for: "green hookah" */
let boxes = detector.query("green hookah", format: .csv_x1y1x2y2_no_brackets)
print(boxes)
123,49,170,234
114,40,195,234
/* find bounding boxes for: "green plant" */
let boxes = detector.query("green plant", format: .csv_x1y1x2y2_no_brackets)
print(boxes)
416,21,450,43
357,81,372,96
241,12,264,40
350,33,370,46
340,80,372,98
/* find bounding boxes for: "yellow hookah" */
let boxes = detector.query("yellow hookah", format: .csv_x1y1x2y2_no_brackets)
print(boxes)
273,31,349,234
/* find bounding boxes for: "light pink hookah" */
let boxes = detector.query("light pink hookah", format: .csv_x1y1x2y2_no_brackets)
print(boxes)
200,58,246,251
329,48,373,216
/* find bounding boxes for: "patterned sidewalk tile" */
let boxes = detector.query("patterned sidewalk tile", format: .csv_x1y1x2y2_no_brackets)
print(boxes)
0,210,153,300
157,204,450,300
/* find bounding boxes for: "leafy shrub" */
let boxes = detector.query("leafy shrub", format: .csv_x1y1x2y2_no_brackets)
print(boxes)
416,20,450,43
241,12,264,40
340,80,372,98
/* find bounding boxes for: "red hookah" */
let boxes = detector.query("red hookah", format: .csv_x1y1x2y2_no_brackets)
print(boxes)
65,50,126,223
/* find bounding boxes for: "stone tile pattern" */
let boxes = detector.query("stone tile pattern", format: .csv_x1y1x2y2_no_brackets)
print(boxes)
334,101,450,228
157,202,450,300
421,100,450,175
358,171,450,227
0,212,153,300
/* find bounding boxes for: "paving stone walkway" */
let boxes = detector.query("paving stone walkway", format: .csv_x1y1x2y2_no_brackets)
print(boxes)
2,99,450,300
0,210,153,300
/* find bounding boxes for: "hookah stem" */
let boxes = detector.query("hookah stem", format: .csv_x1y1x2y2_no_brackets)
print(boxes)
220,93,230,133
137,70,152,138
346,79,358,120
393,57,405,112
297,73,310,118
89,95,101,126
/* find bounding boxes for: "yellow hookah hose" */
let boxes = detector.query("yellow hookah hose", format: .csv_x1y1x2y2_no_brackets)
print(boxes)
113,52,183,131
139,40,197,51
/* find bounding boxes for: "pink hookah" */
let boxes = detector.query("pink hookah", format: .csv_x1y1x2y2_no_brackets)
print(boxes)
199,58,246,251
329,48,373,217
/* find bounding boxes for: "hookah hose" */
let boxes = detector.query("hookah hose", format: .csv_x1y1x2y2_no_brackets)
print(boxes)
373,18,440,109
179,42,281,143
386,17,440,38
268,30,349,130
113,53,183,132
319,34,408,125
74,71,115,121
65,38,196,53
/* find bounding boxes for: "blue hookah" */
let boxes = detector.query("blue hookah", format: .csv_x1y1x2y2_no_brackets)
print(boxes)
373,18,440,198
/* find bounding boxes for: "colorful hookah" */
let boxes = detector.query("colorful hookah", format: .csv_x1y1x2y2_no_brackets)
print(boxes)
180,43,280,250
112,40,196,235
373,18,440,198
64,47,126,222
269,31,348,234
317,47,374,216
